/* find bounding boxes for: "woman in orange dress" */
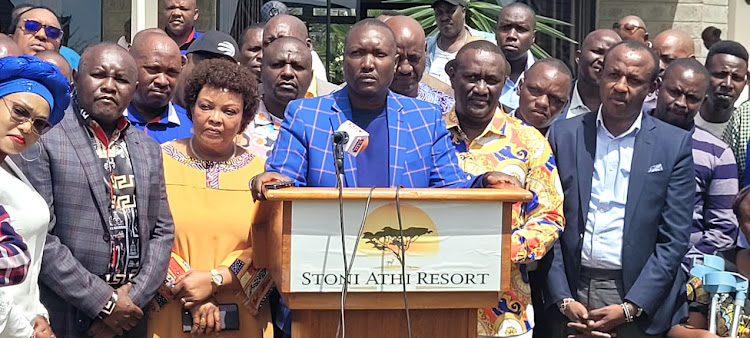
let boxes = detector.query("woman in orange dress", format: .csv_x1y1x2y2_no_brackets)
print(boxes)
148,58,273,337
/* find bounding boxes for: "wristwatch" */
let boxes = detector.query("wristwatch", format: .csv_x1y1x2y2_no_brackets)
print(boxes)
210,269,223,293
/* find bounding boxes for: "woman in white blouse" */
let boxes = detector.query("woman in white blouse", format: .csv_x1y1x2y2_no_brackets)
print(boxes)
0,56,70,338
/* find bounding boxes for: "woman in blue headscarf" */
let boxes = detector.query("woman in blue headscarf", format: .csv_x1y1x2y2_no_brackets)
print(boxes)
0,55,70,338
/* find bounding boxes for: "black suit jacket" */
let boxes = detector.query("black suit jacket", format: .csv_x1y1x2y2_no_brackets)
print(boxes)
545,111,694,334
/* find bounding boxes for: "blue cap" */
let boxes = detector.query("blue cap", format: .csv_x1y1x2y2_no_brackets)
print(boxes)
0,55,70,126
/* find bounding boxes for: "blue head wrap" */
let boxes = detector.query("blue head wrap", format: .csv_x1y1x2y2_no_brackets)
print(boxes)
0,55,71,126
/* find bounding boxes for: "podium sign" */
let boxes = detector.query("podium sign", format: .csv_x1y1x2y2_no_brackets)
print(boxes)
289,200,503,293
253,188,531,338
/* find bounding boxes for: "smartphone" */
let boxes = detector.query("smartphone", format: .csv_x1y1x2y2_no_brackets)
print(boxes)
182,304,240,332
265,181,295,190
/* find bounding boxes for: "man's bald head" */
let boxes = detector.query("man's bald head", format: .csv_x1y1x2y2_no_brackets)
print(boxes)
653,29,695,74
344,19,396,51
384,15,425,45
614,15,648,42
385,15,427,97
582,29,622,50
263,14,310,48
129,28,174,56
576,29,621,83
0,35,22,58
36,50,72,80
79,42,137,74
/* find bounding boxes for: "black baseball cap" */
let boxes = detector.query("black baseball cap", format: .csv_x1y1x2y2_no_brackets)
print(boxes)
431,0,468,8
186,30,239,62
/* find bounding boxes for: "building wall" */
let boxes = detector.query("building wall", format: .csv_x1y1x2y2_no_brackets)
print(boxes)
103,0,217,44
102,0,132,44
729,0,750,51
596,0,729,58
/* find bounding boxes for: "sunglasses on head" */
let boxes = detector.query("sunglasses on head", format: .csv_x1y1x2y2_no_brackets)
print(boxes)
21,19,63,40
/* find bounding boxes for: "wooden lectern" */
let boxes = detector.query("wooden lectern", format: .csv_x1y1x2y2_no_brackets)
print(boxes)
253,188,531,338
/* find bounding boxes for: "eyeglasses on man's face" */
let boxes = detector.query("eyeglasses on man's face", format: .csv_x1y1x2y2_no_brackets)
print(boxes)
612,22,646,33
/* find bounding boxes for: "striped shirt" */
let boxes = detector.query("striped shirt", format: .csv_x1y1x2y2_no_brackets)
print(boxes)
685,127,739,269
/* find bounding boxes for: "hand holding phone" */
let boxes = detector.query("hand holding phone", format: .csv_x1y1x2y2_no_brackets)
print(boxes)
250,172,294,201
182,303,240,332
264,181,295,190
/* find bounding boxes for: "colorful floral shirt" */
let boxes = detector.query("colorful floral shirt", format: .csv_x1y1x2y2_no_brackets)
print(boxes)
445,108,565,336
236,101,282,159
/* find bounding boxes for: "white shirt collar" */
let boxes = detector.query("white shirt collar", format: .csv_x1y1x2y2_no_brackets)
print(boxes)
595,105,643,139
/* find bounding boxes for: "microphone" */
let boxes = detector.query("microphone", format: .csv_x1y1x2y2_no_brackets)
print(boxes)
333,120,369,157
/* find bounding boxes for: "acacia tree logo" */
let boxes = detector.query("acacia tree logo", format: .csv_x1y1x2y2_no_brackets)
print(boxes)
362,227,433,265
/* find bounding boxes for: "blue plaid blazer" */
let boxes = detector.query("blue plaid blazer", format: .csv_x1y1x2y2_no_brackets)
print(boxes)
266,87,476,188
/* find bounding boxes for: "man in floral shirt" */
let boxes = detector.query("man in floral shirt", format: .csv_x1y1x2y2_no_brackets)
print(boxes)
445,40,564,337
236,37,313,158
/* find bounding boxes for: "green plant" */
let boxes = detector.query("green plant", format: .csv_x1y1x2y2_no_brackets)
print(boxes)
386,0,576,58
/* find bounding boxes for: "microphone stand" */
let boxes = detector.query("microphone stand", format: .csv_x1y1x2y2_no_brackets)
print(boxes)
332,132,349,338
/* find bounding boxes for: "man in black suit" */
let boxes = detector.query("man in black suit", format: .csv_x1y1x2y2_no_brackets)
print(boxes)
545,40,695,337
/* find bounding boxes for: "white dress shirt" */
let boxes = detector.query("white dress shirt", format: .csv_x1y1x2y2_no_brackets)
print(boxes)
581,108,643,270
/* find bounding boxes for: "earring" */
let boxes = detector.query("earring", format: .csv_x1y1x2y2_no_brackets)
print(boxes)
19,142,42,162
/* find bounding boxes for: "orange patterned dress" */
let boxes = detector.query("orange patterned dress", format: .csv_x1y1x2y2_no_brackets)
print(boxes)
148,139,273,338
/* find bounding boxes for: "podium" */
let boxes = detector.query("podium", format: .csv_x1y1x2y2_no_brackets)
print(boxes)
252,188,532,338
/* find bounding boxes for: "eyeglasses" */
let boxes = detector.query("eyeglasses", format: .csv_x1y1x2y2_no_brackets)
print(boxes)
20,19,63,40
612,22,646,33
1,97,53,135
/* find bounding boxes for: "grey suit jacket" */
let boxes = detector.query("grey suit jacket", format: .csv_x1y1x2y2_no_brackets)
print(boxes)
16,105,174,336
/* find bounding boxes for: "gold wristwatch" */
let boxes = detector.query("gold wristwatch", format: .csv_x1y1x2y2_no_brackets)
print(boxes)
210,269,223,293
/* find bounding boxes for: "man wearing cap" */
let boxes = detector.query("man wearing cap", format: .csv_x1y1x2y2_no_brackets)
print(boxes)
173,30,240,112
425,0,495,86
162,0,202,55
127,29,191,144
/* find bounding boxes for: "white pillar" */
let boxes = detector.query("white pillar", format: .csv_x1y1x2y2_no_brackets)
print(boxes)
131,0,159,36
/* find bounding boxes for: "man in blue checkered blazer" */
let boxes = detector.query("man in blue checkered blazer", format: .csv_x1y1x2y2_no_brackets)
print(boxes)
252,20,515,196
261,84,478,188
250,19,519,338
